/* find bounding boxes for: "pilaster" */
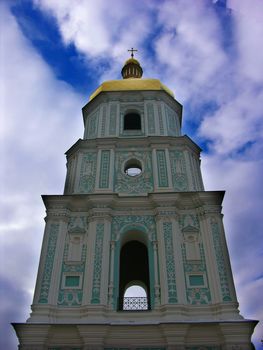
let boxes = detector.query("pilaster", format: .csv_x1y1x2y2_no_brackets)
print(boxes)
198,207,222,304
156,211,169,305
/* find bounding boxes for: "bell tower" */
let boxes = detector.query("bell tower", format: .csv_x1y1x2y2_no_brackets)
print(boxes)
13,54,257,349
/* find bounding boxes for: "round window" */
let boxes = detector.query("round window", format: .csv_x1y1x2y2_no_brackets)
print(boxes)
124,159,142,177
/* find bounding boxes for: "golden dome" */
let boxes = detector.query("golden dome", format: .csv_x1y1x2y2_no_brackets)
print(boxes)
89,52,174,101
121,56,143,79
124,58,141,66
89,78,174,101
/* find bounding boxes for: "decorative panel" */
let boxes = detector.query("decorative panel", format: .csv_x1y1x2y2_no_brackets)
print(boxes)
163,222,178,303
188,153,198,190
99,150,111,188
146,103,155,134
114,151,153,194
67,216,87,261
87,109,99,138
170,150,188,191
101,105,107,137
156,150,169,187
78,152,97,193
165,106,177,136
189,275,204,286
38,223,59,303
65,276,80,287
157,104,164,135
180,215,211,305
210,218,232,302
91,223,104,304
68,216,87,234
57,241,87,307
109,104,117,136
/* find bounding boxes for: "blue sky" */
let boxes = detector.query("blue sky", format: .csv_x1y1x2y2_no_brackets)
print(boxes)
1,0,262,348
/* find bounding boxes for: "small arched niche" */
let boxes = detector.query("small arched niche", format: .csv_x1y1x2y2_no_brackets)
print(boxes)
124,112,141,130
118,236,150,311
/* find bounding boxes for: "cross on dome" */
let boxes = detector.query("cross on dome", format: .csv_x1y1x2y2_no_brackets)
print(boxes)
128,47,138,58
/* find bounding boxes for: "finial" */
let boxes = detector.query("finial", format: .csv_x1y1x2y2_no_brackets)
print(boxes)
128,47,138,58
121,49,143,79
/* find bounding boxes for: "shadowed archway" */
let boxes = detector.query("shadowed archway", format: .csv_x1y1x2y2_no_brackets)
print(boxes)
118,240,150,310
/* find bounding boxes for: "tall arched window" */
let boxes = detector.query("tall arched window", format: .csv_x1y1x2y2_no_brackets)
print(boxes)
124,112,141,130
118,240,150,311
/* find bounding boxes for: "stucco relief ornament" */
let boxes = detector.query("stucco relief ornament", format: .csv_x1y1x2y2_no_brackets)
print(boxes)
58,290,82,306
179,214,200,232
68,216,87,233
115,151,154,194
188,288,209,305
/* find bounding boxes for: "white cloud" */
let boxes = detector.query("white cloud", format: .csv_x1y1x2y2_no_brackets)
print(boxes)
228,0,263,82
196,0,263,156
153,0,228,103
0,3,83,347
198,85,263,155
33,0,154,63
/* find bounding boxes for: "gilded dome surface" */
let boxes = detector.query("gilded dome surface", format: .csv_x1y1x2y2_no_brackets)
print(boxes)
89,78,174,101
124,58,141,66
89,53,174,100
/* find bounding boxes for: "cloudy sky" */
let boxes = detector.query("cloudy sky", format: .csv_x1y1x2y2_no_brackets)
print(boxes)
1,0,262,348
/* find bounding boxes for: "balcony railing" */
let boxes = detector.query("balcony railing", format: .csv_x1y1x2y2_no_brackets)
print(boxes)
123,297,148,310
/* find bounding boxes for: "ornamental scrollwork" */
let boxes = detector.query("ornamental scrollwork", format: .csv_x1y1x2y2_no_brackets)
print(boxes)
38,223,59,303
111,215,156,241
114,151,153,194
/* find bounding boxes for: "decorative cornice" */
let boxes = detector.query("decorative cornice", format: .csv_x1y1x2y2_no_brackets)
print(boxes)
65,135,202,158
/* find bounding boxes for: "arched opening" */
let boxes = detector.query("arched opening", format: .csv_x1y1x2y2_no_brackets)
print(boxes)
118,240,150,311
123,285,148,310
124,112,141,130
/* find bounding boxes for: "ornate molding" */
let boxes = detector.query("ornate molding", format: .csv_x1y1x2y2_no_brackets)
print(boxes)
163,222,178,303
91,223,104,304
38,223,59,304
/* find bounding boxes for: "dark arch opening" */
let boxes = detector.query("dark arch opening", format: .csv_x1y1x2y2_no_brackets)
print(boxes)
124,112,141,130
118,240,150,311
